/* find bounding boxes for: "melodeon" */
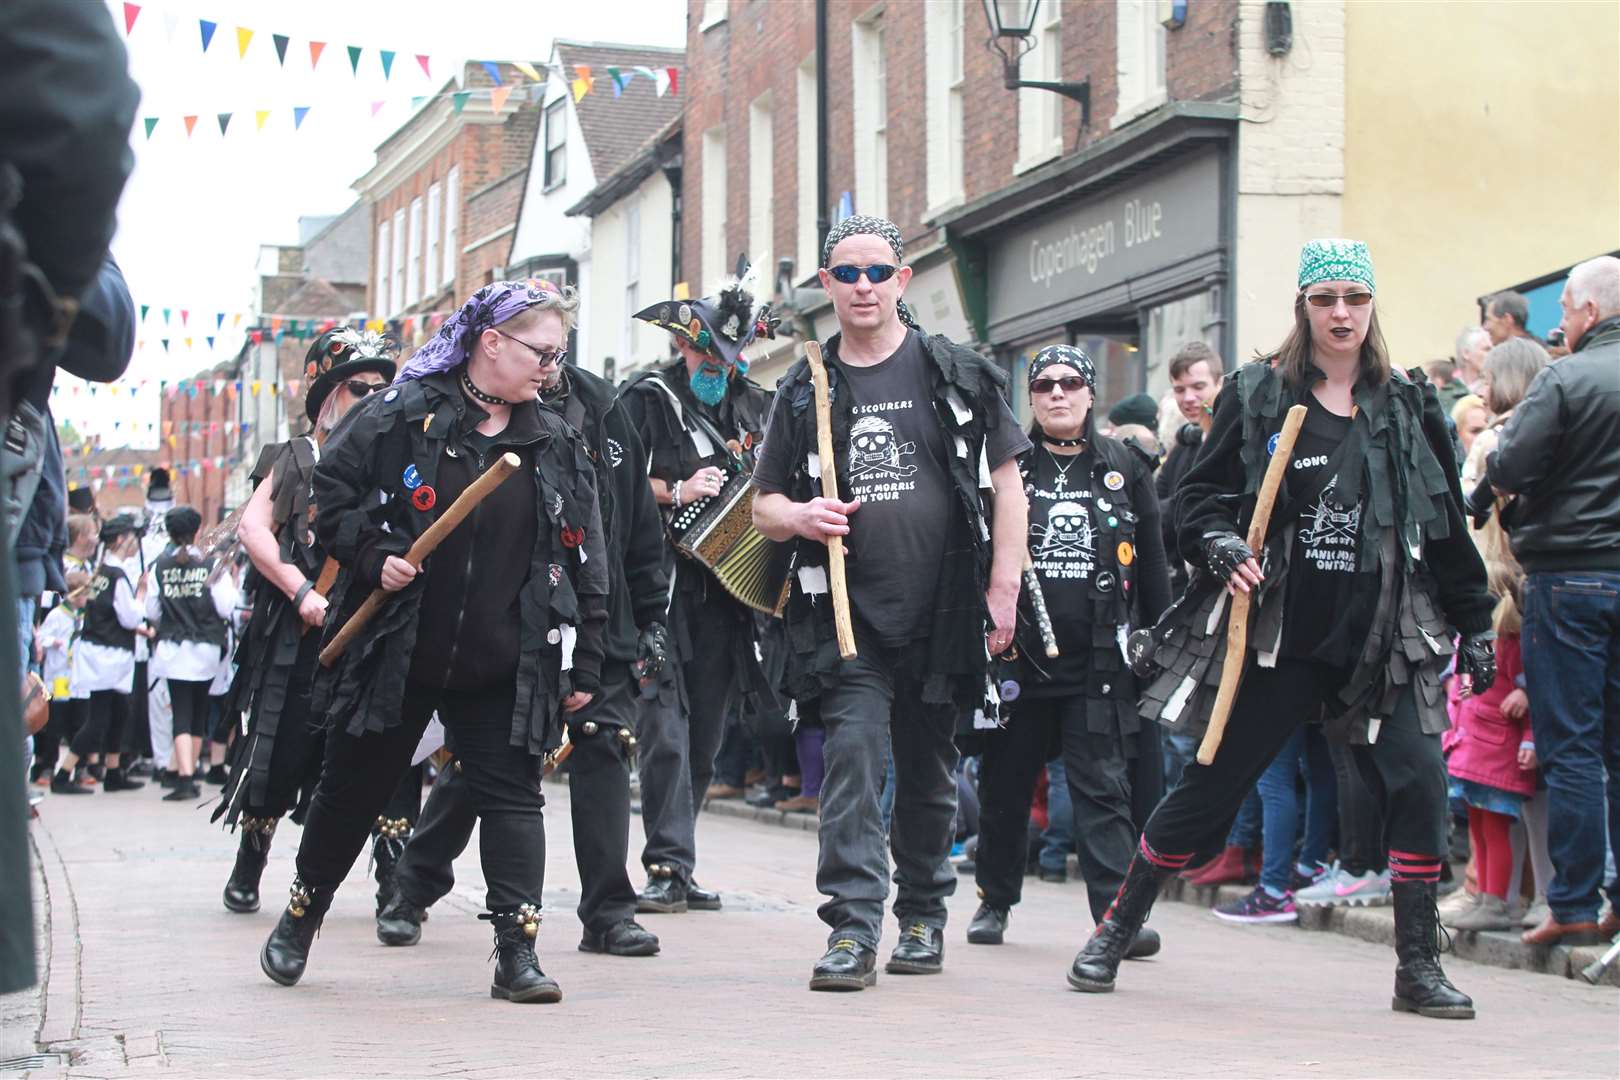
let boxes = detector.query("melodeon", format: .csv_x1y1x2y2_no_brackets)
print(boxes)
669,471,791,616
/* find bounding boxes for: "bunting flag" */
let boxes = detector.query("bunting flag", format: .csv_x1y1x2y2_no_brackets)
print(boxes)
571,65,593,103
411,96,427,110
235,26,253,58
293,105,310,129
380,50,396,79
215,313,225,330
512,61,540,82
162,11,181,43
347,45,363,75
481,61,504,85
667,67,679,96
255,109,270,131
417,54,431,78
198,19,217,52
489,86,513,113
140,304,150,321
653,68,672,97
181,309,189,325
216,112,232,135
123,3,141,35
273,33,289,65
451,91,471,115
160,339,169,352
143,117,158,139
606,66,624,97
162,308,171,324
309,40,326,68
371,100,386,117
182,114,198,137
206,336,215,349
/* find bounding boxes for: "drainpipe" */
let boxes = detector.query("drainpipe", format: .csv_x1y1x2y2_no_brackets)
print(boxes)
815,0,829,268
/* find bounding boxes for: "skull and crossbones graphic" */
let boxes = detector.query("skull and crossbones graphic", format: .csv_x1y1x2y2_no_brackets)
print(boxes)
1301,477,1361,546
848,416,917,481
1031,500,1094,559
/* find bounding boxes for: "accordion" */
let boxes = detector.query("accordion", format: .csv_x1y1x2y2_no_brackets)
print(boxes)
669,471,791,616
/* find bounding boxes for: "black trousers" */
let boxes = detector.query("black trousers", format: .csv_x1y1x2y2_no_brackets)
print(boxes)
236,637,326,821
35,698,87,765
69,689,128,758
394,671,638,933
295,679,545,911
975,696,1138,923
1143,659,1447,863
682,599,744,812
167,679,211,739
126,660,152,757
1327,739,1387,875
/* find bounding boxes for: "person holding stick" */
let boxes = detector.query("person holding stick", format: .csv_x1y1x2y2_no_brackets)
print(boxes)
1072,240,1496,1020
966,345,1171,952
752,215,1029,991
258,280,608,1005
213,328,395,914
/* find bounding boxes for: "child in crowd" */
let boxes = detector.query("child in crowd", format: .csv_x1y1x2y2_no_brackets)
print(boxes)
31,570,91,787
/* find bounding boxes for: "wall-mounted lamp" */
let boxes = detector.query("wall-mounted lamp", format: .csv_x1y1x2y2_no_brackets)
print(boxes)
982,0,1091,129
1264,0,1292,56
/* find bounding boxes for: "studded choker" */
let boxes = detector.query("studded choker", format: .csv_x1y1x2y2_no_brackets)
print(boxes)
1042,435,1086,448
461,369,514,407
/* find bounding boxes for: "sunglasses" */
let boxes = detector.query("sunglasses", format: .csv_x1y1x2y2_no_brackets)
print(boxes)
827,263,898,285
343,379,389,397
494,329,568,366
1030,376,1089,395
1303,291,1373,308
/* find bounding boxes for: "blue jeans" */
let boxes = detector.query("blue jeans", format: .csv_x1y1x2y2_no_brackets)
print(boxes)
1040,757,1076,872
1256,722,1337,893
1226,787,1262,849
1522,570,1620,923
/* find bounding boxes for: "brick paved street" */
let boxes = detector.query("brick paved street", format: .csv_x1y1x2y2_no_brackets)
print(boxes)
5,780,1617,1078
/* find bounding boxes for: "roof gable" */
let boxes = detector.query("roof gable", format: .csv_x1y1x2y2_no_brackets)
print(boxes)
553,41,684,182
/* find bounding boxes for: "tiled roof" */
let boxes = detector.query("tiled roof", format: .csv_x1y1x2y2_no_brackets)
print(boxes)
553,41,685,183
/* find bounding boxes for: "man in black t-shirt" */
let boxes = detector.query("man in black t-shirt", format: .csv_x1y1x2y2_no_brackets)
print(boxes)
753,215,1029,991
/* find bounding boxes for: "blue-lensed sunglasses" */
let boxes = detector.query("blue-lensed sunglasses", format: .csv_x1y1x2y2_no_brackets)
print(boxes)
827,263,898,285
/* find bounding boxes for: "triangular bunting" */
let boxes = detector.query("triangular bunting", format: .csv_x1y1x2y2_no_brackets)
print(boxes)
216,312,225,330
293,106,310,129
371,100,386,117
123,3,141,35
255,110,270,131
667,67,679,96
634,65,655,85
380,50,396,79
140,304,150,321
273,33,289,65
162,308,170,324
481,61,504,85
143,117,158,139
490,86,514,113
452,92,471,115
607,66,624,96
572,65,593,103
347,45,363,75
309,41,326,68
512,61,540,81
181,310,189,325
217,112,232,135
199,19,217,52
206,336,215,349
183,115,198,137
183,337,193,349
235,26,253,58
411,96,427,110
161,339,169,352
417,54,432,78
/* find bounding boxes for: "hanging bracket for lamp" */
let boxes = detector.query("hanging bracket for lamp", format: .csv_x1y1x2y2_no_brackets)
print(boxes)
982,0,1091,129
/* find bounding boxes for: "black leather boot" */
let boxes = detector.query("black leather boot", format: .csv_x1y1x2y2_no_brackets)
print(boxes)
967,903,1009,945
686,880,723,911
375,888,424,947
260,878,336,986
485,905,562,1003
102,766,145,792
1391,880,1475,1019
371,816,411,917
635,865,688,914
809,937,877,992
886,922,944,974
223,817,275,914
1068,849,1172,993
579,918,660,957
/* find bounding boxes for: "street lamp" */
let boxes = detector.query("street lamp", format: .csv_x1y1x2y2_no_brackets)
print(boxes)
982,0,1091,128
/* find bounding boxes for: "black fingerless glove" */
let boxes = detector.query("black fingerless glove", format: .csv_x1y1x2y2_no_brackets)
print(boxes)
1202,532,1255,580
1456,630,1498,695
634,622,671,683
1465,480,1496,530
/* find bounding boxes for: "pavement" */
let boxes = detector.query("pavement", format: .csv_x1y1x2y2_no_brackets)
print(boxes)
3,778,1618,1079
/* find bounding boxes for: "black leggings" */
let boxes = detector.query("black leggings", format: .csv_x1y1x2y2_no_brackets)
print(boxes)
69,690,129,758
35,698,88,765
168,679,212,739
1144,659,1447,868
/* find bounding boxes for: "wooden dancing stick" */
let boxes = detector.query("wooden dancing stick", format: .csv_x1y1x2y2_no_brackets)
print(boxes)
1023,553,1060,659
803,341,857,660
298,557,342,637
1195,404,1307,766
320,452,522,668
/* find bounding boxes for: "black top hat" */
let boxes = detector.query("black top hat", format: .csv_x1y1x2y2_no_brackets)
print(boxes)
147,467,172,502
67,487,96,514
98,512,143,546
634,254,777,368
303,327,399,422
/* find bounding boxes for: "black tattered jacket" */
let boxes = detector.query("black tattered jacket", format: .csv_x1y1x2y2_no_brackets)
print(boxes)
310,369,608,755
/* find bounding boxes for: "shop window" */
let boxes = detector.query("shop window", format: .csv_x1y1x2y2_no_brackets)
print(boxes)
1143,289,1223,404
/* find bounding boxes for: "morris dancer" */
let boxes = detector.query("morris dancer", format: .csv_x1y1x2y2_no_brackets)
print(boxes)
258,280,607,1004
1074,240,1494,1021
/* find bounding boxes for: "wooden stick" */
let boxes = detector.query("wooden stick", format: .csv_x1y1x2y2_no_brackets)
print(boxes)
299,557,342,638
320,452,523,668
803,341,857,660
1195,404,1308,766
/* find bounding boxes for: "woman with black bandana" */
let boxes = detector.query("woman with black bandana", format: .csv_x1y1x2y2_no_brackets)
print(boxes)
1069,240,1496,1021
967,345,1170,953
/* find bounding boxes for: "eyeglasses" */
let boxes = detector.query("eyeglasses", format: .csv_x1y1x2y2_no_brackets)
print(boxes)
1303,291,1374,308
343,379,389,397
827,264,899,285
1030,376,1089,395
494,329,567,367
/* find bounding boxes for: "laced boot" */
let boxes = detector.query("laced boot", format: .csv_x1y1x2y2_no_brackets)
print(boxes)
223,816,276,913
260,878,336,986
370,816,411,917
1068,844,1177,993
484,905,562,1003
1391,879,1475,1019
376,888,425,947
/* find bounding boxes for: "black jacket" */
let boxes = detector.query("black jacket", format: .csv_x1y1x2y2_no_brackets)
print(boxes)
1486,315,1620,573
1154,421,1205,592
311,370,608,755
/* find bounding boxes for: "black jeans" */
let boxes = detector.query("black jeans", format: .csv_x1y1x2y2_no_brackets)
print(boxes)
295,679,546,911
395,671,638,933
1327,739,1386,875
70,689,128,758
1144,659,1447,865
976,696,1137,923
167,678,211,739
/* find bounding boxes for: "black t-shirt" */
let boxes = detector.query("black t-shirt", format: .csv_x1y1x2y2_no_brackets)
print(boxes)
1281,394,1372,665
754,331,1028,647
1024,446,1096,692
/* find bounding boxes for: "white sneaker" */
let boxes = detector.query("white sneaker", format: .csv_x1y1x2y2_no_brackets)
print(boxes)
1294,861,1348,906
1298,866,1391,907
1520,897,1550,929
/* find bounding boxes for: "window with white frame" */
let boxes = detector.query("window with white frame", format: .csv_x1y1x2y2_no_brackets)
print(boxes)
925,0,966,212
624,199,641,360
390,207,405,315
426,182,441,300
1016,0,1064,170
1114,0,1167,125
374,219,390,318
852,14,887,220
543,99,567,190
443,167,460,289
700,0,728,30
406,196,423,307
795,57,818,277
748,93,774,293
701,126,727,292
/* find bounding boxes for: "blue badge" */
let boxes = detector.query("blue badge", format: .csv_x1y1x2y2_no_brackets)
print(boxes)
1107,516,1119,528
402,465,422,490
383,388,399,403
1267,432,1280,456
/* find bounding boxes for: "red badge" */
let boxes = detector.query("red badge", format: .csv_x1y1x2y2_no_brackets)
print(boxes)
411,485,437,511
560,525,585,549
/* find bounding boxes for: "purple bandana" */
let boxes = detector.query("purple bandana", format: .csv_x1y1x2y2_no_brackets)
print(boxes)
395,279,563,382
